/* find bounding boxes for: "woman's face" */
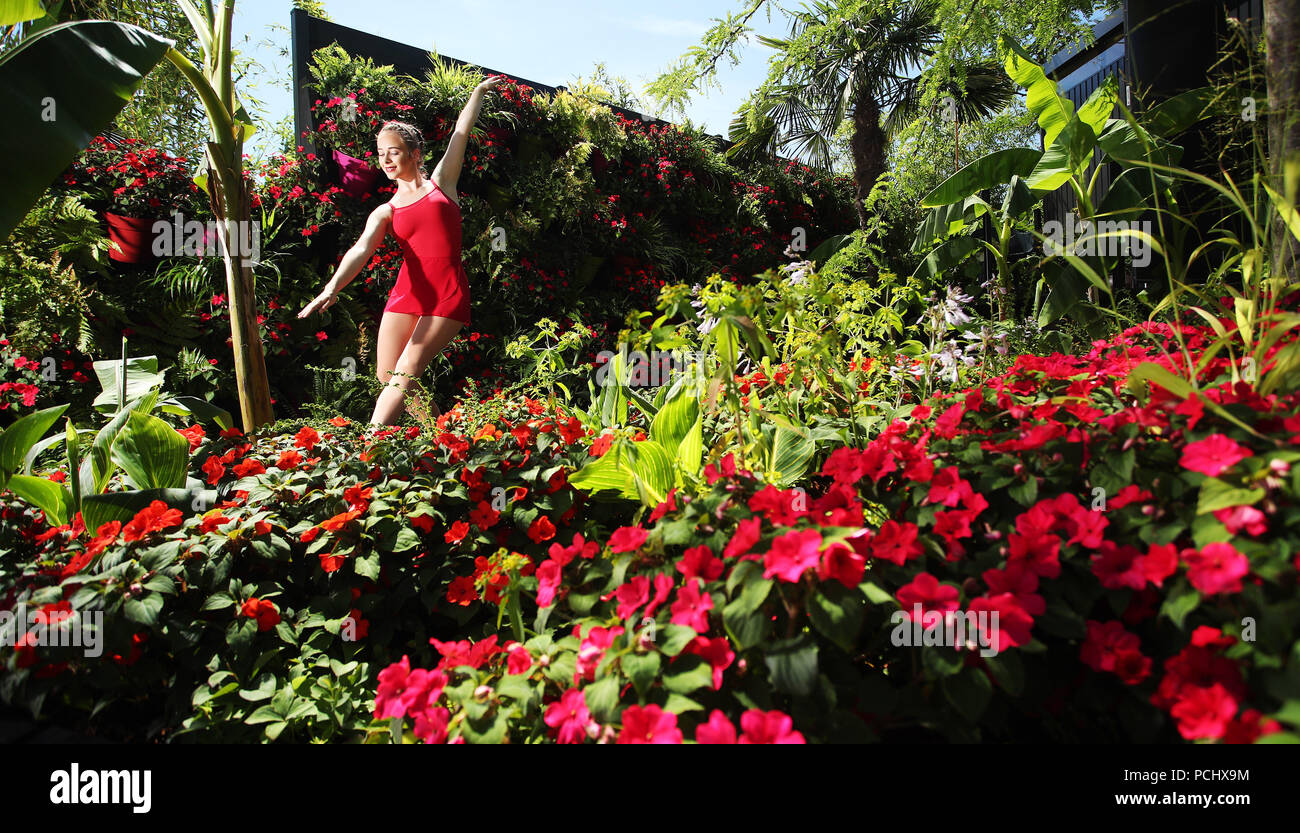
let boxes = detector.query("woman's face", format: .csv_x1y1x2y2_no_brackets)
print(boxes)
376,132,419,179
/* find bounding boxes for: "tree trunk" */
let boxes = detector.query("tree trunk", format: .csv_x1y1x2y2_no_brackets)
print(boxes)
209,144,274,432
849,93,885,233
1267,0,1299,286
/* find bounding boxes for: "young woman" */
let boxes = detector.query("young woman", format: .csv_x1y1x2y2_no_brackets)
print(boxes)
298,75,505,425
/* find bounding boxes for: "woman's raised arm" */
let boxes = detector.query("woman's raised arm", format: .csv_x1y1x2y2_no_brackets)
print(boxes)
433,75,506,192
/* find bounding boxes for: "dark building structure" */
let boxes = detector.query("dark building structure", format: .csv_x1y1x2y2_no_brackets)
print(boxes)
1038,0,1264,287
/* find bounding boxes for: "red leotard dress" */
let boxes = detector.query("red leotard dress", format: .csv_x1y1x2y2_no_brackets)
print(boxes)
383,182,472,325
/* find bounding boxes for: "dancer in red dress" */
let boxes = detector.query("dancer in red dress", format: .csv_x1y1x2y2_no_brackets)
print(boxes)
299,75,504,425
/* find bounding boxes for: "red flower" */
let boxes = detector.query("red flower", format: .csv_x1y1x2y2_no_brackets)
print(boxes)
122,500,183,543
201,455,226,485
867,520,923,566
343,484,372,512
444,520,470,543
505,642,533,675
536,559,563,607
410,513,435,533
294,425,320,451
240,597,281,631
275,449,303,470
469,500,500,529
527,515,556,543
176,424,205,453
723,516,762,559
232,458,265,477
617,704,683,743
967,593,1035,652
677,545,723,583
817,540,866,587
608,525,648,553
1179,433,1250,477
1080,620,1150,684
446,575,478,606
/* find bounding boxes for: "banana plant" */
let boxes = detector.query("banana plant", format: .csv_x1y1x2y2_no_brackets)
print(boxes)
911,34,1212,331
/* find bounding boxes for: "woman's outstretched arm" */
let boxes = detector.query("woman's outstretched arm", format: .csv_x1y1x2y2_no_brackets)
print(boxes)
434,75,506,192
298,204,392,318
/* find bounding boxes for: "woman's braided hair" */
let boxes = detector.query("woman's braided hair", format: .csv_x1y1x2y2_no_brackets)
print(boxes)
378,120,425,169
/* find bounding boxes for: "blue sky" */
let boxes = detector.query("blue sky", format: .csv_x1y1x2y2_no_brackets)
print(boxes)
232,0,790,154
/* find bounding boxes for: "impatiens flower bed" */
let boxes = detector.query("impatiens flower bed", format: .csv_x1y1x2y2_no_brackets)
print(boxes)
2,321,1300,742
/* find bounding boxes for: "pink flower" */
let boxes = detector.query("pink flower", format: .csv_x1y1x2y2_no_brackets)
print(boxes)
1182,542,1249,595
895,573,960,625
762,528,823,583
738,709,805,743
670,581,713,633
611,575,651,620
544,688,595,743
1170,683,1239,740
1180,433,1250,477
867,520,923,566
506,642,533,675
683,635,735,689
535,559,563,607
1213,505,1267,536
694,710,737,743
617,704,683,743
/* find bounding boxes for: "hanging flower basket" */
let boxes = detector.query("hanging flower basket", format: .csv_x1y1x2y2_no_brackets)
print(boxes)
333,149,382,199
105,212,159,264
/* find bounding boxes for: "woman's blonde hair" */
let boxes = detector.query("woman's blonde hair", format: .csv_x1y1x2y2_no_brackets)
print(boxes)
377,120,426,169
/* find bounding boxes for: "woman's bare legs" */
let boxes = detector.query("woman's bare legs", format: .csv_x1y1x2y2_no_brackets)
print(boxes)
370,313,464,425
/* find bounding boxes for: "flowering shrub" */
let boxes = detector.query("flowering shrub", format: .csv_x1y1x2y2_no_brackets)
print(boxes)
67,136,202,217
364,320,1300,744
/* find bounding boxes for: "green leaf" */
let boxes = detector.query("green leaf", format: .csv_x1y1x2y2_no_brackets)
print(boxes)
807,584,864,653
1002,34,1074,149
0,1,47,26
1196,477,1264,515
769,424,815,487
583,675,621,723
110,411,189,490
158,395,233,431
622,651,661,698
764,634,818,697
1160,581,1201,629
920,147,1041,206
123,593,163,626
0,21,173,240
658,623,697,657
942,666,994,724
1026,114,1096,192
0,403,68,486
662,693,704,715
5,474,71,526
662,653,713,695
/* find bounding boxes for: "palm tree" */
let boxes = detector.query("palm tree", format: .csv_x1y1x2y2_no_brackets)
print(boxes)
728,0,1014,231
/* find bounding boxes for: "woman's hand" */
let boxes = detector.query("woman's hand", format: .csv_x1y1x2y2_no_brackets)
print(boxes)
298,289,339,319
476,75,507,95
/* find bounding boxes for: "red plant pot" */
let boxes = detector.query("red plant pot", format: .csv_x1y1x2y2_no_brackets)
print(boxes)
105,212,158,264
333,149,382,199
